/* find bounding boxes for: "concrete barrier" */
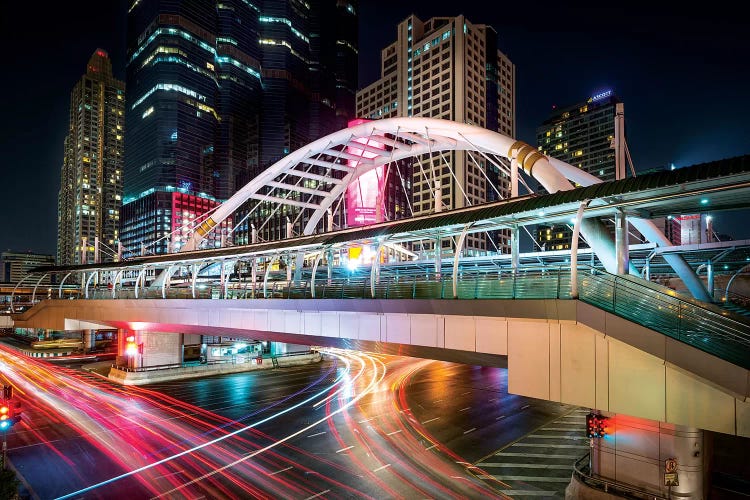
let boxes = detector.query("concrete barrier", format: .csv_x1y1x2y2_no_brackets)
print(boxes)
107,352,323,385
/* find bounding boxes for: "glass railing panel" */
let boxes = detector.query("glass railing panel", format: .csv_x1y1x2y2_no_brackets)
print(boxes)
513,270,560,299
612,280,681,337
474,277,514,299
342,281,367,299
456,279,478,299
387,282,415,299
578,272,616,311
414,281,442,299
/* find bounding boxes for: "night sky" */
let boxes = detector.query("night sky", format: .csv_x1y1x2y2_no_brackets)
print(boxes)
1,1,748,255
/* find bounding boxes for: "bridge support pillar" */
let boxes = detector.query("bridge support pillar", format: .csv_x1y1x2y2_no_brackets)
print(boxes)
615,209,629,275
590,413,704,499
83,329,95,353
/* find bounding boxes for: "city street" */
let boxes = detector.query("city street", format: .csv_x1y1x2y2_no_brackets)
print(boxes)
0,344,579,499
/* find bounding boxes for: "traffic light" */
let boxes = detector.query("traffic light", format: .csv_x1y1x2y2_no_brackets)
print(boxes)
125,335,138,357
586,412,608,438
0,403,11,431
2,385,11,400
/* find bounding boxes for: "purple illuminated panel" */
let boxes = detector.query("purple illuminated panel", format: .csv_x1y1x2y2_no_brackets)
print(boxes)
345,119,386,227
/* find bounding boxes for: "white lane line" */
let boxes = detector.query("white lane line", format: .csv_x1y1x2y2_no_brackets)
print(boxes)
539,426,582,431
358,417,376,423
269,466,293,476
491,475,571,483
386,429,402,436
491,452,582,459
304,489,331,500
496,415,507,420
459,407,471,412
498,490,559,496
463,428,476,435
422,417,440,424
307,431,326,438
511,443,588,449
373,463,392,472
527,434,588,439
336,446,354,453
461,391,472,395
426,444,438,451
479,463,573,470
520,404,531,410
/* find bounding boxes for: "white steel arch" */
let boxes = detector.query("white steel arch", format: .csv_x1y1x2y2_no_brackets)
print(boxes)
181,117,710,301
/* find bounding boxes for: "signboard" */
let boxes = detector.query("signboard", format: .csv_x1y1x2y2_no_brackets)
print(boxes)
665,458,678,473
665,472,679,486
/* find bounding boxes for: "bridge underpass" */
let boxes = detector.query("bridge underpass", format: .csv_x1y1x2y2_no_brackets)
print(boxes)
10,120,750,497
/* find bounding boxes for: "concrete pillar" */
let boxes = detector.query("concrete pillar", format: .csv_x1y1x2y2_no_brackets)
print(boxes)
511,226,519,271
615,210,629,275
592,413,704,499
83,329,95,353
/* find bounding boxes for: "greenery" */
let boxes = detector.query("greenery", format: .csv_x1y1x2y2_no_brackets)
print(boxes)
0,467,19,499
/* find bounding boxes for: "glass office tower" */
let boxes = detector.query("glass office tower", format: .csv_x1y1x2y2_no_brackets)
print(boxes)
123,0,357,255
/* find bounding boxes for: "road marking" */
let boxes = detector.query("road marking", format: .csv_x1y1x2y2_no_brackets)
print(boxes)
491,475,571,483
461,391,472,395
459,407,470,412
498,490,559,496
520,404,531,410
480,463,574,470
358,417,376,423
373,463,391,472
463,427,476,435
538,426,581,431
527,434,587,440
304,489,330,500
491,452,581,459
336,446,354,453
422,417,440,424
269,466,293,476
511,443,588,449
386,429,402,436
307,431,326,438
496,415,506,420
426,444,438,450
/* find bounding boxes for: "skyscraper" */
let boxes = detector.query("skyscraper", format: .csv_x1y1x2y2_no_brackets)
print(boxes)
57,49,125,265
122,0,357,254
535,90,625,251
356,15,516,254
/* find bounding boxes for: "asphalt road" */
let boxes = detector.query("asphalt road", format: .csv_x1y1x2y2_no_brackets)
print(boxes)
3,347,579,499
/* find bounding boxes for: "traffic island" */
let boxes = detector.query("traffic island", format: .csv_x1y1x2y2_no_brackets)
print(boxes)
107,351,322,385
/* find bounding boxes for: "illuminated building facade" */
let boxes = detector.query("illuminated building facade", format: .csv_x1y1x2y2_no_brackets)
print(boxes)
123,1,357,253
57,49,125,265
1,252,55,285
535,90,623,251
356,15,516,254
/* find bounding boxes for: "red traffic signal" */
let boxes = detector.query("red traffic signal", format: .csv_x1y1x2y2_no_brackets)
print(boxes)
586,412,608,438
0,404,12,430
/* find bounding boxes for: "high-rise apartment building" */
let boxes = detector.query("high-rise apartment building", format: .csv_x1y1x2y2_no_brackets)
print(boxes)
535,90,624,251
122,0,357,255
356,15,516,254
57,49,125,265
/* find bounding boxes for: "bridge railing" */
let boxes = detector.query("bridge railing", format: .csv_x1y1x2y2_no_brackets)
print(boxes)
33,264,750,368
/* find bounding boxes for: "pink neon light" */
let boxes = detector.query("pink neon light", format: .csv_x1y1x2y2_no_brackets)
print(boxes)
345,119,385,227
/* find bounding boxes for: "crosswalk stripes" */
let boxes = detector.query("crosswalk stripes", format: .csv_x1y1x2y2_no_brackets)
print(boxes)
474,407,591,498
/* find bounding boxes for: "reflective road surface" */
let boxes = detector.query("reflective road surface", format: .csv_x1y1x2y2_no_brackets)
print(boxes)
0,344,576,499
